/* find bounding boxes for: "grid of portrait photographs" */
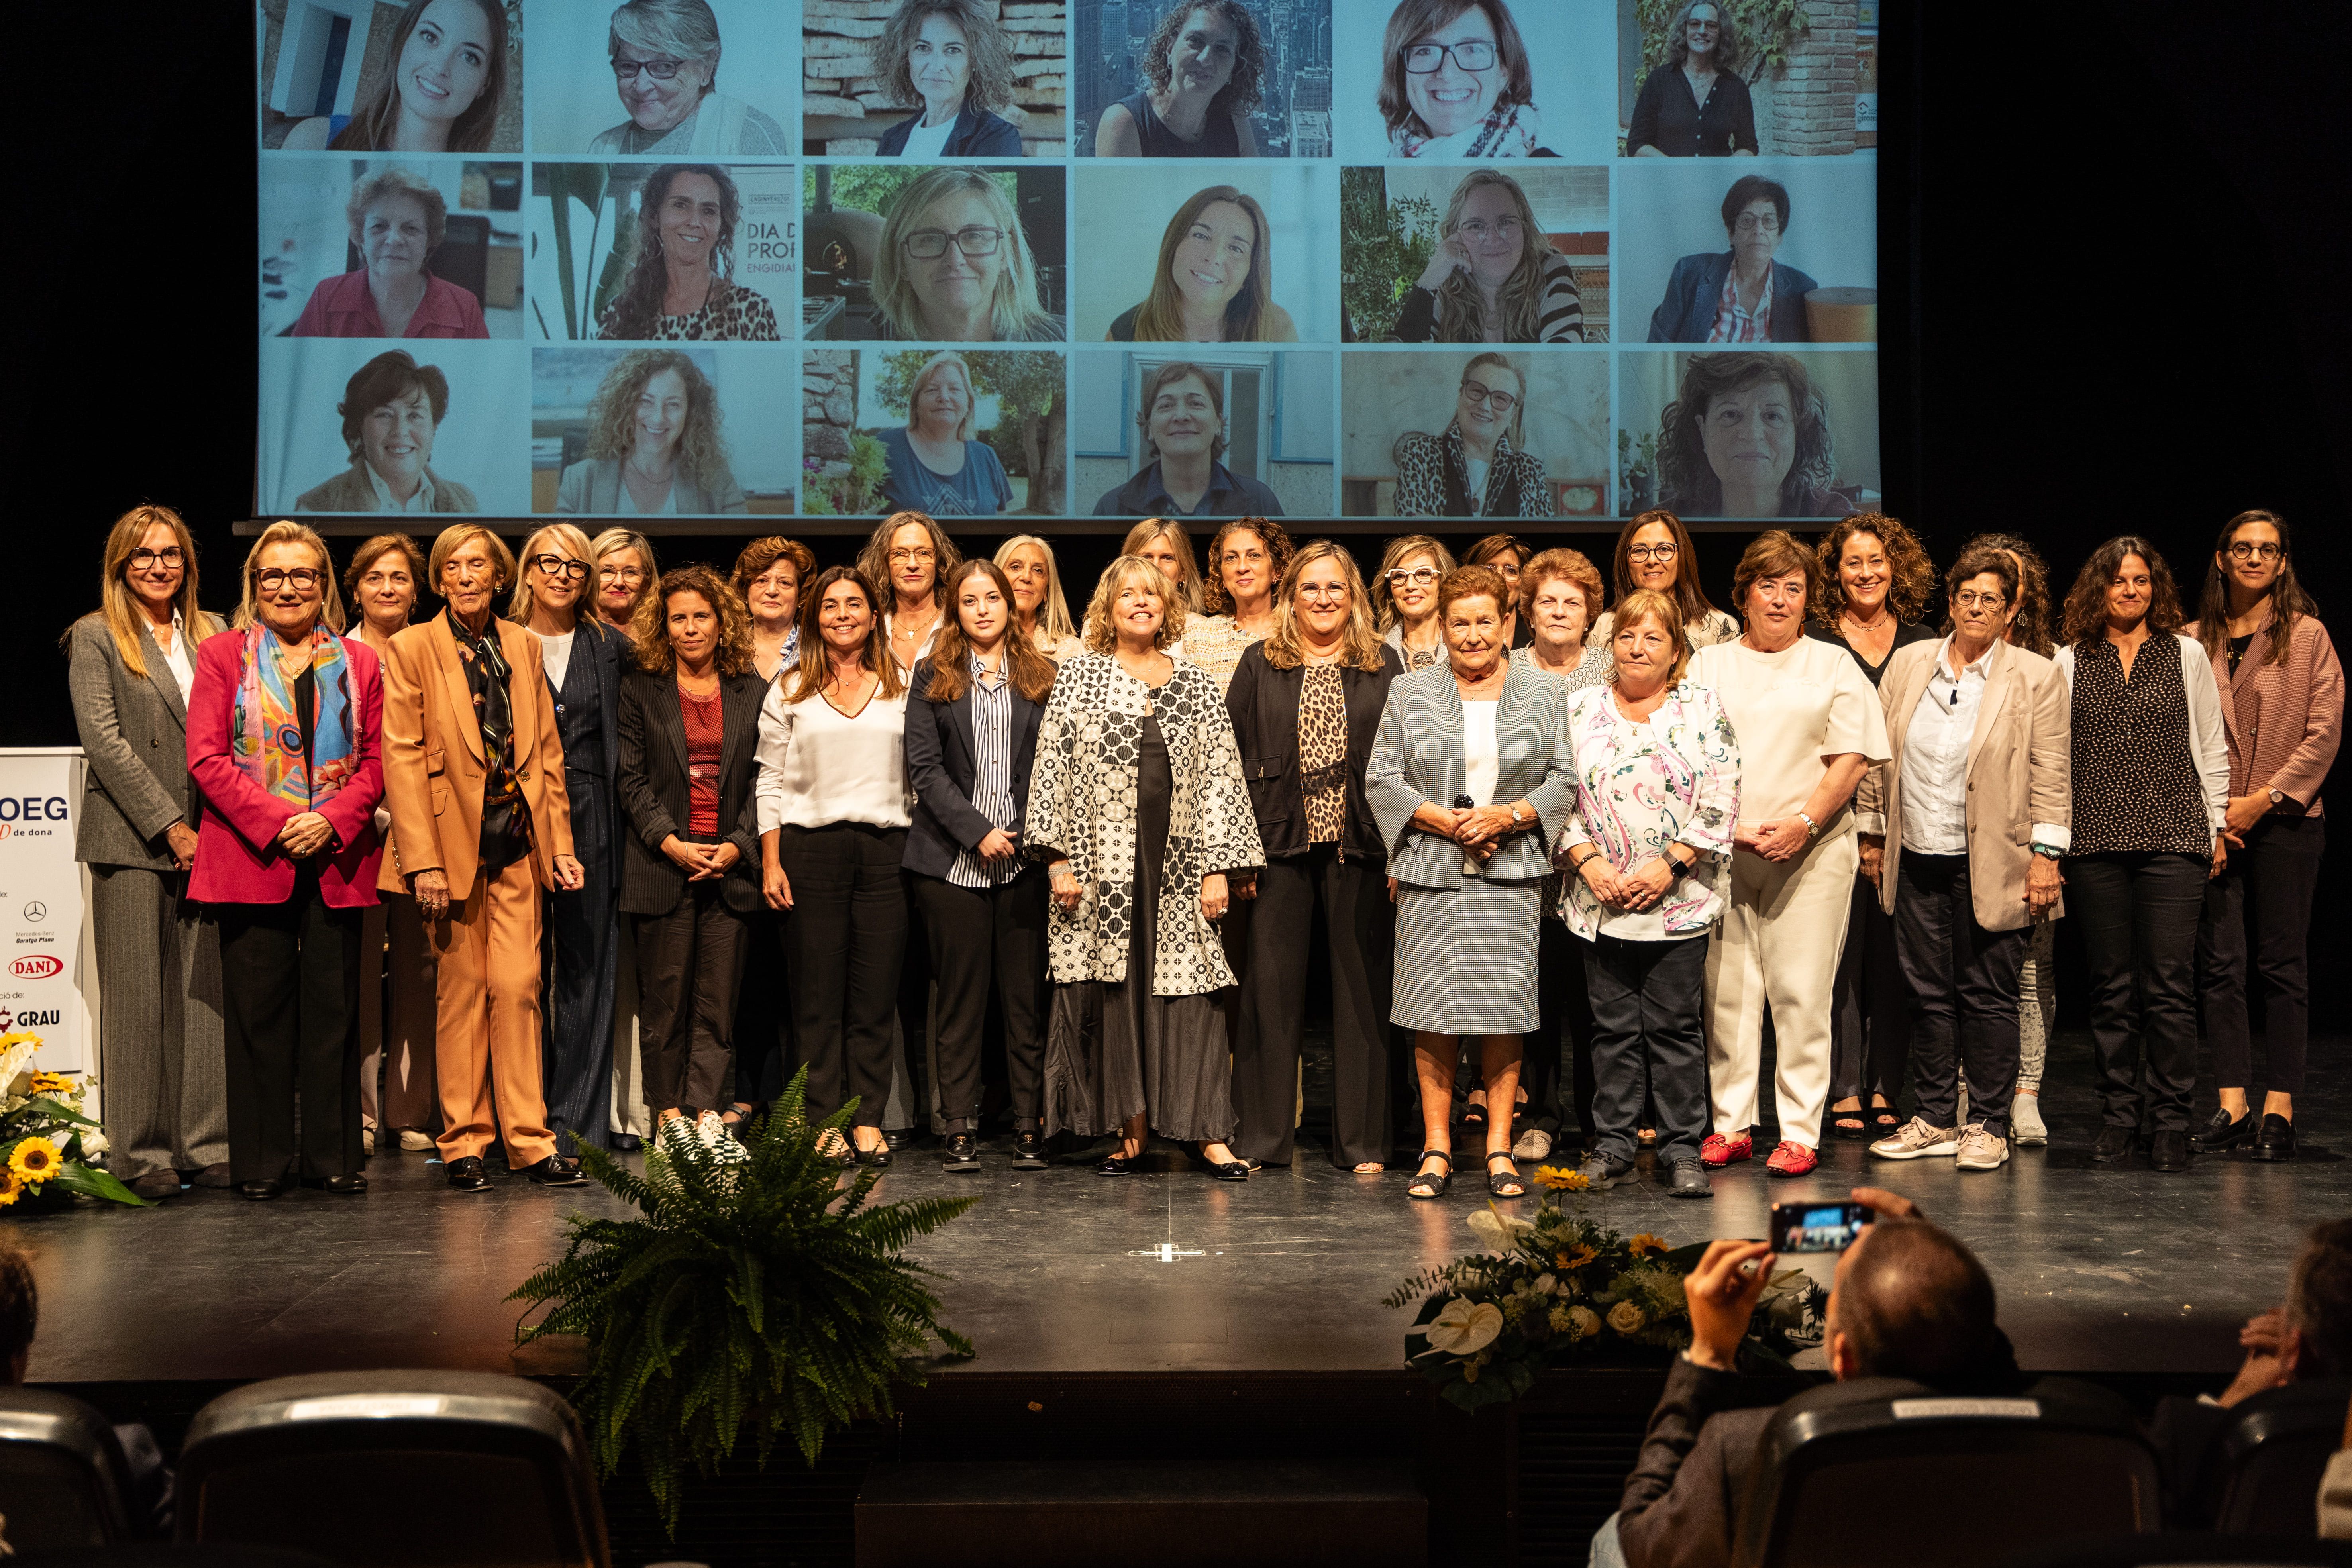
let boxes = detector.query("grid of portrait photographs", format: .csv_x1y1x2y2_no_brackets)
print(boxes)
254,0,1881,528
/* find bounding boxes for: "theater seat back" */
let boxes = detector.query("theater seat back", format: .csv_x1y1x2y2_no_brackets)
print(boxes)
1734,1378,2162,1568
0,1390,133,1552
175,1371,607,1568
2209,1378,2352,1535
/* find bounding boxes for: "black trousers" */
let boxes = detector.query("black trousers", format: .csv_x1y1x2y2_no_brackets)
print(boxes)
215,870,362,1185
1891,853,2029,1137
733,905,792,1107
633,879,747,1117
1530,912,1596,1143
779,823,908,1128
911,871,1049,1132
1231,847,1393,1168
1584,932,1709,1163
2199,814,2324,1095
2072,851,2206,1134
1830,870,1911,1107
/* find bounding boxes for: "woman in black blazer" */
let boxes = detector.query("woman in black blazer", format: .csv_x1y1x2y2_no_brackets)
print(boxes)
616,565,767,1130
904,559,1056,1174
1225,541,1405,1172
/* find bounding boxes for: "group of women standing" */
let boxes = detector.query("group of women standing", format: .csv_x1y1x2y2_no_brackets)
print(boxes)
63,499,2339,1203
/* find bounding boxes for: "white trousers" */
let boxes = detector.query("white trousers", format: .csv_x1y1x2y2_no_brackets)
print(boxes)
1705,833,1857,1148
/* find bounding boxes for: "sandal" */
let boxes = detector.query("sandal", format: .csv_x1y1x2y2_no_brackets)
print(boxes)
1461,1092,1487,1133
1830,1100,1869,1140
1871,1105,1903,1134
1486,1152,1526,1198
1406,1150,1453,1200
719,1100,757,1127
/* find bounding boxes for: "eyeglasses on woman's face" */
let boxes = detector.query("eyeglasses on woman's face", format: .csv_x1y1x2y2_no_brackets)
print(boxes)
1459,381,1517,413
2226,541,2284,562
598,565,646,585
903,226,1004,260
1385,566,1440,589
529,554,591,581
611,54,686,80
1404,39,1495,72
1952,589,2008,609
255,568,322,593
129,546,184,570
1627,542,1680,563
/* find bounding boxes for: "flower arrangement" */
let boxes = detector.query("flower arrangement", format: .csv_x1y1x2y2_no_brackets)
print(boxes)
0,1034,145,1210
509,1070,975,1534
1385,1167,1822,1409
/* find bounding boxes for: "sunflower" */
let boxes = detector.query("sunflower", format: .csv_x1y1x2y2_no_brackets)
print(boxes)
1532,1165,1589,1192
0,1170,21,1207
27,1073,71,1098
1555,1242,1597,1271
1628,1233,1669,1258
9,1139,59,1186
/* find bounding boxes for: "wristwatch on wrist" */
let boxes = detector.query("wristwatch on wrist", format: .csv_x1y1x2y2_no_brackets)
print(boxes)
1508,804,1526,830
1797,810,1819,839
2031,843,2064,860
2269,787,2287,807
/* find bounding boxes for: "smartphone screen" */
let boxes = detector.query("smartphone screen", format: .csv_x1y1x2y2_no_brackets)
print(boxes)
1770,1201,1873,1254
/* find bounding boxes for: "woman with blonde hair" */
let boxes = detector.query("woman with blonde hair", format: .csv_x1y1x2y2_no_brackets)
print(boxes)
343,534,438,1156
1392,355,1552,521
556,349,747,514
873,167,1063,343
590,528,660,633
1395,170,1583,344
880,352,1014,517
1124,517,1207,617
1225,542,1403,1171
1372,533,1456,672
1033,556,1265,1179
511,523,626,1151
1107,186,1297,344
996,535,1084,659
65,506,229,1198
755,566,912,1165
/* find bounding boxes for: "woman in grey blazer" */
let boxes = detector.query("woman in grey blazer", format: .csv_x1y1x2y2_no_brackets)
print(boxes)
1367,564,1576,1201
553,349,749,516
63,506,231,1199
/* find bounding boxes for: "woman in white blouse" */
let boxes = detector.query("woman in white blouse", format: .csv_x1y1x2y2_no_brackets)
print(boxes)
1688,531,1889,1178
755,565,911,1167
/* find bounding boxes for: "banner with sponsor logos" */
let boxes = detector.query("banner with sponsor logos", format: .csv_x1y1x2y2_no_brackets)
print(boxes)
0,752,91,1076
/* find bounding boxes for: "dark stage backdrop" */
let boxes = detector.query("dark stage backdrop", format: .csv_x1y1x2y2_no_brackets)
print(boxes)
8,1,2347,977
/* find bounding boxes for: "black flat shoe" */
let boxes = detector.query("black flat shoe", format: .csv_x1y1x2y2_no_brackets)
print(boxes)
526,1155,587,1186
322,1174,367,1195
2190,1108,2256,1154
943,1133,980,1173
1097,1150,1141,1176
2248,1114,2298,1163
2091,1126,2137,1164
857,1143,893,1170
446,1156,490,1192
2148,1130,2193,1173
1010,1131,1048,1169
239,1179,282,1201
1205,1158,1249,1182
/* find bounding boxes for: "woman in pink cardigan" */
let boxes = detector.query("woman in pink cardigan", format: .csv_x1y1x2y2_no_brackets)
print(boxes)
2189,510,2343,1163
188,522,385,1199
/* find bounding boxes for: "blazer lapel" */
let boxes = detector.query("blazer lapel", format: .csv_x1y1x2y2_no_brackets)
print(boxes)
139,620,190,732
717,674,759,781
433,620,486,763
651,670,690,776
1883,645,1934,781
1432,670,1467,803
1964,641,2015,779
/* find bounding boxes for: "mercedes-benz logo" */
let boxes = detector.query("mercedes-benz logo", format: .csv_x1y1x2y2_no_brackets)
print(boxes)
21,904,45,924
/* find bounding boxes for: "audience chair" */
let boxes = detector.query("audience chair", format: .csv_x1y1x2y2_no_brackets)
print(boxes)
1732,1377,2162,1568
175,1371,608,1568
0,1388,135,1551
2205,1379,2352,1535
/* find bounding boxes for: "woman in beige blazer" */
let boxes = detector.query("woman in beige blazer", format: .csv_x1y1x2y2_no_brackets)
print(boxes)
1856,543,2070,1175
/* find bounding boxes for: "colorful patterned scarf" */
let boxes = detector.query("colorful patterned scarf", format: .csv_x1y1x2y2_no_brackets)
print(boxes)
1389,99,1545,159
231,624,356,807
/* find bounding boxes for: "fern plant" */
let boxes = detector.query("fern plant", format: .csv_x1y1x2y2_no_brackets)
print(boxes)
508,1070,977,1533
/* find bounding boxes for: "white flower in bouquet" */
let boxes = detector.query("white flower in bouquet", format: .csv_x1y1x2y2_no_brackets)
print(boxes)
1465,1206,1536,1252
78,1128,107,1158
1568,1305,1603,1339
1548,1304,1579,1337
1607,1299,1646,1335
1423,1297,1505,1357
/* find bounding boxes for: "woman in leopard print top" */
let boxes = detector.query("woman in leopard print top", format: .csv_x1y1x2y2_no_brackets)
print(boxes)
1392,353,1553,519
594,165,782,342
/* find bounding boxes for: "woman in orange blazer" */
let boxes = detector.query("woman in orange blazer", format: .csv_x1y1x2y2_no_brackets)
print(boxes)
378,524,586,1192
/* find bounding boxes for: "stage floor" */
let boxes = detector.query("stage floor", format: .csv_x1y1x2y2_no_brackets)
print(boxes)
15,1031,2343,1385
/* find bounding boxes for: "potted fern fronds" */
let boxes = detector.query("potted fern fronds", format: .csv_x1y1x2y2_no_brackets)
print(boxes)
509,1069,977,1532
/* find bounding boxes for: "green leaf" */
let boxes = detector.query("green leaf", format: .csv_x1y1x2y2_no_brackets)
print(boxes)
51,1162,149,1207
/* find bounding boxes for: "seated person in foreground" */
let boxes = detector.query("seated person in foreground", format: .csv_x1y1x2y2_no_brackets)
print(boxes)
2149,1217,2352,1528
1599,1188,2016,1568
0,1241,173,1536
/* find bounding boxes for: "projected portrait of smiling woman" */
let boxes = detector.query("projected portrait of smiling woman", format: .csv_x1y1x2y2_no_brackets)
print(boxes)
1653,351,1856,519
1377,0,1545,157
278,0,516,153
594,164,780,341
290,168,490,340
296,350,480,514
590,0,788,155
555,347,748,514
1093,0,1267,157
1106,186,1298,343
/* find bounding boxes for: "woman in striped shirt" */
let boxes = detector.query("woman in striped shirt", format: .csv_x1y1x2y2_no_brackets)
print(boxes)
1392,170,1584,344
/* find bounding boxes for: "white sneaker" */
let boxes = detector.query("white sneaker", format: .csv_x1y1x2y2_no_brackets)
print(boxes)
1869,1116,1961,1160
2010,1093,2047,1146
1512,1127,1553,1163
398,1128,435,1152
1955,1123,2010,1171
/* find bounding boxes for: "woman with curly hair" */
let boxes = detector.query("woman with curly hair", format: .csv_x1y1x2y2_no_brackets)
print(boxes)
873,0,1024,157
873,167,1063,343
2054,538,2228,1174
1394,171,1583,344
1185,517,1295,690
1376,0,1548,158
616,565,766,1130
596,166,779,341
1808,514,1936,1138
1628,0,1758,157
1096,1,1264,157
1108,186,1298,343
1656,351,1852,519
556,349,746,514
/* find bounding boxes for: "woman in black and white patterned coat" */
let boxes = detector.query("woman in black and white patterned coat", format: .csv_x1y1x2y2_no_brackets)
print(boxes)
1029,555,1266,1180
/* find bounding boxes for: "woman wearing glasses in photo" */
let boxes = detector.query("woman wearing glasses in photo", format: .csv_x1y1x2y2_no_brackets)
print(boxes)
873,168,1064,343
588,0,788,156
996,536,1086,661
590,529,660,634
596,165,781,343
280,0,510,153
1628,0,1759,158
511,525,626,1154
66,507,230,1199
1589,510,1738,654
344,535,439,1160
187,523,386,1200
1648,175,1818,344
1394,171,1583,345
2189,512,2342,1163
1377,0,1549,159
1106,186,1298,344
872,0,1026,158
1373,534,1456,673
1095,1,1265,158
1393,354,1554,522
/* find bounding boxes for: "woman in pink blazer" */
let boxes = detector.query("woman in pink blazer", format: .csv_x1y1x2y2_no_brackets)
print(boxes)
188,522,384,1199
